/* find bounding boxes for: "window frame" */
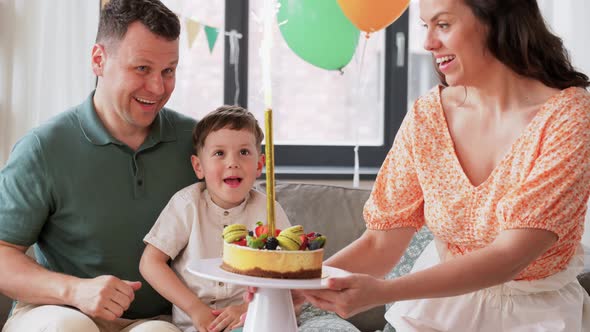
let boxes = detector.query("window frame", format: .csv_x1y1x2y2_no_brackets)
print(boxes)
224,0,409,179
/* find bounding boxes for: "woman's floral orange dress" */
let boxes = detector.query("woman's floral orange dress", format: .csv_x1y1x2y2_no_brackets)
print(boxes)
365,85,590,281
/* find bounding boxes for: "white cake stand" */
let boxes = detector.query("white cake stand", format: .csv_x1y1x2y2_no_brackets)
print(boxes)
187,258,350,332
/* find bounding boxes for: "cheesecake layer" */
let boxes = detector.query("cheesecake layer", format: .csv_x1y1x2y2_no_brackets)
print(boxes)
221,242,323,279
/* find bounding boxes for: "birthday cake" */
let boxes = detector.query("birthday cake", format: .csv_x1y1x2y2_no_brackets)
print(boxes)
220,223,326,279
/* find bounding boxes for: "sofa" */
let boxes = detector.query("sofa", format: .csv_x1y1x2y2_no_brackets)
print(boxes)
1,182,589,331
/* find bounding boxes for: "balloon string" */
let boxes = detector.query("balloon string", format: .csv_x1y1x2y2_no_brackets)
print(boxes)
353,36,369,188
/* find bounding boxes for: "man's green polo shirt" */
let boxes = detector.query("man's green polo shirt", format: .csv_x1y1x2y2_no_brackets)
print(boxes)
0,92,197,318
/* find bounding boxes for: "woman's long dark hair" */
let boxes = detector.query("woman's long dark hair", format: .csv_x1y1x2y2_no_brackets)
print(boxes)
436,0,589,89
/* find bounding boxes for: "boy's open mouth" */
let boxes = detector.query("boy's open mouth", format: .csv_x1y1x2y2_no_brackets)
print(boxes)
224,177,242,186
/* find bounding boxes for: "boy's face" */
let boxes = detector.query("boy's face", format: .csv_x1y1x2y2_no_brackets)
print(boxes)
191,127,264,209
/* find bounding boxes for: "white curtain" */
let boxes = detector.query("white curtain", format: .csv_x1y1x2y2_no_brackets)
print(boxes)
0,0,99,166
539,0,590,77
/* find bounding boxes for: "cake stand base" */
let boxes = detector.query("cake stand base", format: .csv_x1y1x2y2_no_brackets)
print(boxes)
187,258,349,332
243,288,297,332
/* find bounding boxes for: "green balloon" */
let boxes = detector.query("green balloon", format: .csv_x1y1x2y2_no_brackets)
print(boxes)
277,0,360,71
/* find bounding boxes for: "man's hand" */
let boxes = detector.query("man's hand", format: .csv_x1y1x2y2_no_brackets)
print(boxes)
69,275,141,321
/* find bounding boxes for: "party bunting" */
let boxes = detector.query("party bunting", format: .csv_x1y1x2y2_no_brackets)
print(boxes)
204,25,220,53
185,18,201,49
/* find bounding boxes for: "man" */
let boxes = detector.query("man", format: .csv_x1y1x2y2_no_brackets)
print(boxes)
0,1,196,331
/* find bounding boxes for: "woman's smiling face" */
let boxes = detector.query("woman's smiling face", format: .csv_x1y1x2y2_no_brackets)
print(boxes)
420,0,496,87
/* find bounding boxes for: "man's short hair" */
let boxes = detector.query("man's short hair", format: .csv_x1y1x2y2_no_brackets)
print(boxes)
96,0,180,44
192,106,265,155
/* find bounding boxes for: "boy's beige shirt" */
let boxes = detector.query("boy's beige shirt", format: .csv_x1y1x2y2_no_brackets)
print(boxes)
144,182,291,331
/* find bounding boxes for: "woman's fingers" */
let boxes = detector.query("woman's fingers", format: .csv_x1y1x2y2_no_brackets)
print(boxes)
305,292,345,316
243,286,258,303
303,274,382,319
326,276,354,290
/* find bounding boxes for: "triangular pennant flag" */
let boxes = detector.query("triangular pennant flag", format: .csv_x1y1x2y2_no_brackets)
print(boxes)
204,25,219,53
185,18,201,49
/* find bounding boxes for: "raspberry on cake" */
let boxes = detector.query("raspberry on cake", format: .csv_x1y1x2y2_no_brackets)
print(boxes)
220,223,326,279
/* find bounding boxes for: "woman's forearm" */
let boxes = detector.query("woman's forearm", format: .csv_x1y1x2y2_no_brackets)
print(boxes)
383,228,557,302
325,227,415,278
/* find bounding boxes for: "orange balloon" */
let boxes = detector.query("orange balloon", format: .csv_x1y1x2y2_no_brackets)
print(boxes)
337,0,410,34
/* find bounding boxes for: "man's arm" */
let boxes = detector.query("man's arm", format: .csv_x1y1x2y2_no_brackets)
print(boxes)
0,240,141,320
0,240,75,304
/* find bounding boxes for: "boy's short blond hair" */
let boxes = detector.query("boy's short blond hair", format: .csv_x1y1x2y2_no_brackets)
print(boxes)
192,105,264,155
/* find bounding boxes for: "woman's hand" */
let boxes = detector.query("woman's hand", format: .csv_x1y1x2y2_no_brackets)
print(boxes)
291,289,306,315
243,286,257,303
208,303,248,332
302,273,389,319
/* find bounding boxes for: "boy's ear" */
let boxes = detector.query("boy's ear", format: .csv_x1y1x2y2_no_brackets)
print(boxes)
191,154,205,180
91,44,107,77
256,153,265,177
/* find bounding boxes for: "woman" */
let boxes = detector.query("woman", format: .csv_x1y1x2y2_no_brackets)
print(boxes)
302,0,590,330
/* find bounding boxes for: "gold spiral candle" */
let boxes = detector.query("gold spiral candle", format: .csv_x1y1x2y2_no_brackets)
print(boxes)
264,108,276,236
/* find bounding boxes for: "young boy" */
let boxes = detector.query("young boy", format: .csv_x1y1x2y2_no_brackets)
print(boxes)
140,105,291,332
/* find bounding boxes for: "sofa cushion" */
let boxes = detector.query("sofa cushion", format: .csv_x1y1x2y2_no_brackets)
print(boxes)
257,182,371,260
385,227,434,280
383,227,434,332
298,303,360,332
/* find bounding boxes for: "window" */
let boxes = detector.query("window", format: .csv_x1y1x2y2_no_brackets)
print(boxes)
168,0,409,179
161,0,225,119
407,0,438,111
247,0,386,148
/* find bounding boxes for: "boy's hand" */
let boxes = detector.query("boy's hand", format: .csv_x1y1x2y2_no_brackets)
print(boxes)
208,303,248,332
189,304,216,332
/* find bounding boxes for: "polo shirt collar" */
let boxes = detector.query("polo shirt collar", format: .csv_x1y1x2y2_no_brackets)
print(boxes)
78,91,177,146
